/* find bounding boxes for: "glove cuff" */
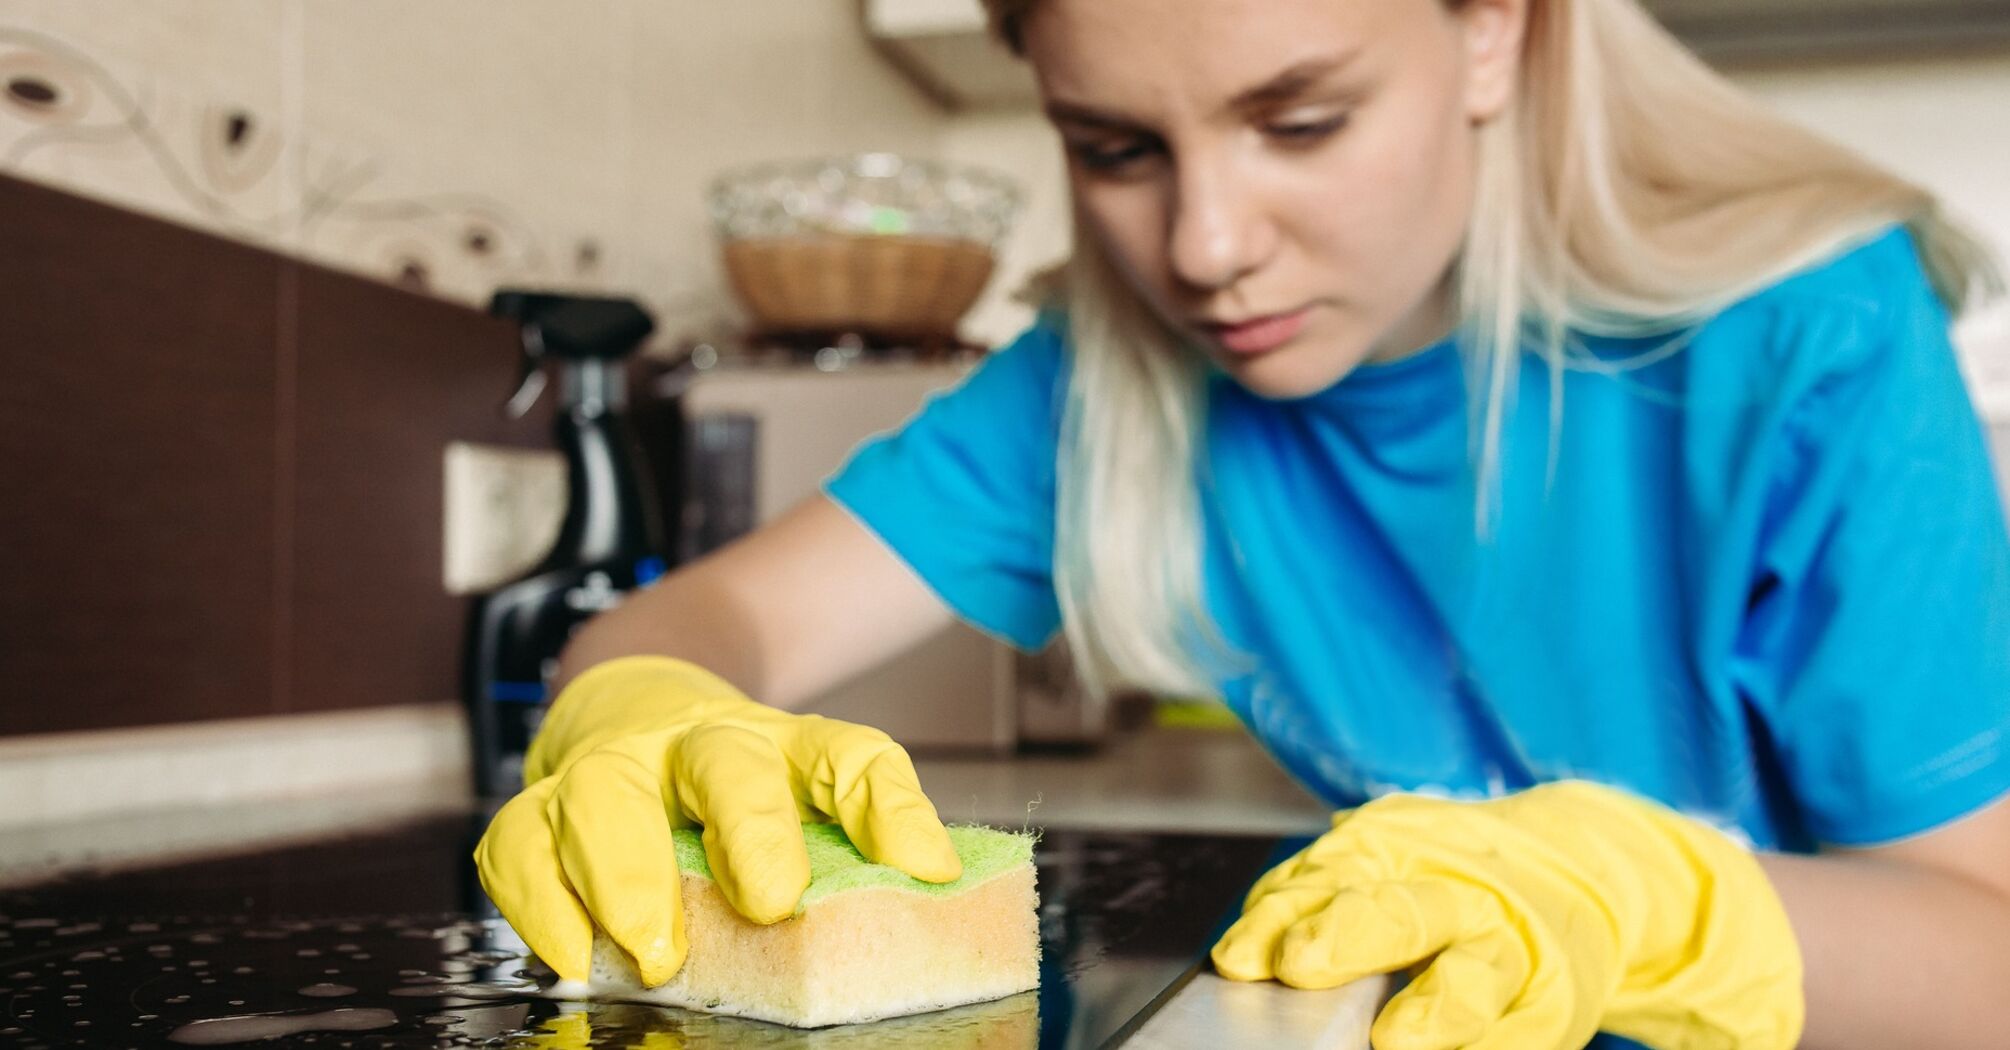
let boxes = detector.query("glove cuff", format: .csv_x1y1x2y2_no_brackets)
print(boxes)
523,655,757,785
1578,787,1807,1050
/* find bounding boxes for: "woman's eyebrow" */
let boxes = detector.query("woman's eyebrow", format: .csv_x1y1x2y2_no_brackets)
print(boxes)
1225,51,1360,111
1043,50,1360,131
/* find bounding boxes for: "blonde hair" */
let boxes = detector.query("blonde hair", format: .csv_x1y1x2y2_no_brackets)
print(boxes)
985,0,2003,700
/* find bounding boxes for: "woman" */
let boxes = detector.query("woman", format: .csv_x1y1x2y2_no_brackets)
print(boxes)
475,0,2010,1046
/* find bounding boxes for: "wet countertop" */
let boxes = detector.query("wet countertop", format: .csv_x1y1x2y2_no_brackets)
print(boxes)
0,726,1381,1047
0,811,1380,1048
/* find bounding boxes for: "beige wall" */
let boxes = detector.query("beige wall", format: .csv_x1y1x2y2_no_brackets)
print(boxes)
1731,50,2010,413
0,1,950,340
940,109,1071,346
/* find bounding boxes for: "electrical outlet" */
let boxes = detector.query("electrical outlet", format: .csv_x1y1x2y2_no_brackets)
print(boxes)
443,442,567,595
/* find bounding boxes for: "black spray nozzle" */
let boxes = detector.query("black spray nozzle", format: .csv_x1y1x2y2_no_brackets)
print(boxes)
490,290,657,418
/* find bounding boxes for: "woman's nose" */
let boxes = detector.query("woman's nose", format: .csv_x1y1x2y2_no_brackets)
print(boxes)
1167,160,1274,293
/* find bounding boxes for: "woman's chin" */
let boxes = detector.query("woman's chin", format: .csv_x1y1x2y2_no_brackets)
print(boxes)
1215,342,1369,401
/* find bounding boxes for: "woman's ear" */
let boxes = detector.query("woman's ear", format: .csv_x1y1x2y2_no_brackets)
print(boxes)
1458,0,1531,124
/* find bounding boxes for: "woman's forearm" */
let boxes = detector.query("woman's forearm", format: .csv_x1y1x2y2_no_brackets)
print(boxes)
553,566,770,701
1758,851,2010,1049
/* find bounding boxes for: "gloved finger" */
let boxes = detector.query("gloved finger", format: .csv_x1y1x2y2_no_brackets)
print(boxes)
545,750,687,987
1273,878,1491,990
807,723,962,884
673,723,812,925
1240,843,1318,910
473,779,594,983
1369,924,1531,1050
1209,879,1343,982
1244,809,1419,912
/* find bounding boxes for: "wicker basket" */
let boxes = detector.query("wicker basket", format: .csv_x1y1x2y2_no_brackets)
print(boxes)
721,233,996,341
708,154,1020,342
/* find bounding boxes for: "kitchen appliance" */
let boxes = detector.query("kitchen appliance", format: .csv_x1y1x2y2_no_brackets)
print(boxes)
460,291,675,798
665,335,1110,753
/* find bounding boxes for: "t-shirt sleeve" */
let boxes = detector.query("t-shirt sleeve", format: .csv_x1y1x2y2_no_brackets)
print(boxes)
1734,239,2010,847
820,318,1069,650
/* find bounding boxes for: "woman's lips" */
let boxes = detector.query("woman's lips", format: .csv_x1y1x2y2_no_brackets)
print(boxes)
1201,306,1312,356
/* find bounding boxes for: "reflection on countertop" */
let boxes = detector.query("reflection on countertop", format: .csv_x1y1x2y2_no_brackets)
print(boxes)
0,810,1314,1048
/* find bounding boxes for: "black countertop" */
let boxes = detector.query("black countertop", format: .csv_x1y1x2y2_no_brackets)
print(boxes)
0,809,1307,1049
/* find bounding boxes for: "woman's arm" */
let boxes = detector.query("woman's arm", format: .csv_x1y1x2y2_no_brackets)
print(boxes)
553,493,955,709
1761,794,2010,1049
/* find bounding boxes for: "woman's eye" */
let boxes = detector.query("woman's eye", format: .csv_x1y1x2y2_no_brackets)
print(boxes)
1065,115,1345,175
1070,140,1158,173
1268,114,1348,143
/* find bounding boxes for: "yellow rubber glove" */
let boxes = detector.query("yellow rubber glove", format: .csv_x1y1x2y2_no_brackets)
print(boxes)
1210,781,1804,1050
472,655,963,987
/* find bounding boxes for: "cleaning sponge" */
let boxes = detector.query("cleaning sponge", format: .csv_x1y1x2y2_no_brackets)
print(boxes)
579,823,1041,1028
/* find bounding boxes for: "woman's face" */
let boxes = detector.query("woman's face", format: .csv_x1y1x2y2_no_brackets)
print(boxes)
1022,0,1525,398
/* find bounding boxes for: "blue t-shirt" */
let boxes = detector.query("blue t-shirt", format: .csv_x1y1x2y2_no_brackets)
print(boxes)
825,225,2010,855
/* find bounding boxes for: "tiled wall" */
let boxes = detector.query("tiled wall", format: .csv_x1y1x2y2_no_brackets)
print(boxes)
0,1,956,343
0,6,999,823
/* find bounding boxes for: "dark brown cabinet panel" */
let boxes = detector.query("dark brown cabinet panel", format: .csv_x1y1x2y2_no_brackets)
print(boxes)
0,173,531,736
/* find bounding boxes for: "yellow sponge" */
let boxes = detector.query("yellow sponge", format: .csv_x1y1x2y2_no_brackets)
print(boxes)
579,823,1041,1028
